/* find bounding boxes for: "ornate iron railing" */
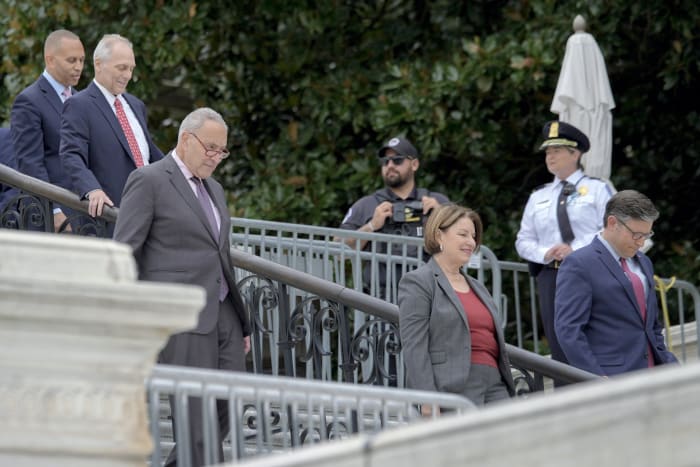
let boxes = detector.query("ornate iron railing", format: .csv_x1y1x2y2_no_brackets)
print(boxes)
0,164,116,234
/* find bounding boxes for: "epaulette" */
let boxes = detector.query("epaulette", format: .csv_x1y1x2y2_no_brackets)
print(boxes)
531,183,548,193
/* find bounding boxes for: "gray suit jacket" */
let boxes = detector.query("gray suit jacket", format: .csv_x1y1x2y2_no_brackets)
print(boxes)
398,257,514,396
113,153,250,336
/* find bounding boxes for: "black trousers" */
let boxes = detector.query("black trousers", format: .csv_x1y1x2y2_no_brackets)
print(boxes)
535,268,570,386
160,295,246,467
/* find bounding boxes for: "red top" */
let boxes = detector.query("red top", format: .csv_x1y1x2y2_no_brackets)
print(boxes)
456,290,499,368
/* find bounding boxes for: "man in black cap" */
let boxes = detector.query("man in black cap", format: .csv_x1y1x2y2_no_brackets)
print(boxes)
515,121,613,375
337,135,449,302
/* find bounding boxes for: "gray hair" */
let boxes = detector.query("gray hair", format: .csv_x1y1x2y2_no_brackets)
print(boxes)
603,190,659,226
178,108,228,140
44,29,80,55
93,34,133,63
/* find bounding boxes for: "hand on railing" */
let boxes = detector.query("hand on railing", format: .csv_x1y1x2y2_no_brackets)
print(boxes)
86,189,114,217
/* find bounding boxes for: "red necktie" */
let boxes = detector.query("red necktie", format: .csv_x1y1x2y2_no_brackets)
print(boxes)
620,257,654,367
114,98,144,167
620,258,647,320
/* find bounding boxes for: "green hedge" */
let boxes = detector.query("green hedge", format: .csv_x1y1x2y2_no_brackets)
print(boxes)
2,0,698,284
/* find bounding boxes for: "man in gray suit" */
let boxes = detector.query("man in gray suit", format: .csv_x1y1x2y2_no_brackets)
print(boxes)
114,107,250,467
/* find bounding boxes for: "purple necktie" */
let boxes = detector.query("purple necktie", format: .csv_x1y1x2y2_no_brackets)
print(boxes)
192,177,219,235
192,177,229,301
620,257,653,367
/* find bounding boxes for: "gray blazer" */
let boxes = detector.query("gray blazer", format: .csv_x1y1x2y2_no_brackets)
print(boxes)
113,153,250,336
398,257,515,396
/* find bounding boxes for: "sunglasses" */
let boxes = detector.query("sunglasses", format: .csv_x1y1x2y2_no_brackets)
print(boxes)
379,155,412,167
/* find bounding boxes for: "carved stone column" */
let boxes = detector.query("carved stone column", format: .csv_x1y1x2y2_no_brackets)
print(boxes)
0,231,204,466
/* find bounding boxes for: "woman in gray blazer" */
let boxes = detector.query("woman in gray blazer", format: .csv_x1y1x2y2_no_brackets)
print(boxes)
398,204,514,409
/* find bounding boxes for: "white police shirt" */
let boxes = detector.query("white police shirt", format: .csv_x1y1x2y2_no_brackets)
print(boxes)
515,170,613,264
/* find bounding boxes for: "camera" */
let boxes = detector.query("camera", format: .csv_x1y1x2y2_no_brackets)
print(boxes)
392,200,423,223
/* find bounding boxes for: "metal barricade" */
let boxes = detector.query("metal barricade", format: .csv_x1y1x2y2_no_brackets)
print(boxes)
147,364,475,466
229,217,501,307
229,217,425,304
658,278,700,362
229,217,505,383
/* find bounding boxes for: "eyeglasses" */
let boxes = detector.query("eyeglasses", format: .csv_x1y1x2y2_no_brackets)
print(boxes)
379,155,411,167
187,132,230,159
617,217,654,241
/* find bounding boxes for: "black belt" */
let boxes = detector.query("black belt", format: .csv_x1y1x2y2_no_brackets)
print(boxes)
544,260,561,270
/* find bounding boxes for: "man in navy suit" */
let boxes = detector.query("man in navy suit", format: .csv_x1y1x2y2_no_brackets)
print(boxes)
60,33,163,220
0,128,19,211
555,190,678,377
11,29,84,231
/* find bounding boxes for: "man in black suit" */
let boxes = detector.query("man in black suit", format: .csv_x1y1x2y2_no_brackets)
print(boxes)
11,29,85,231
114,107,250,467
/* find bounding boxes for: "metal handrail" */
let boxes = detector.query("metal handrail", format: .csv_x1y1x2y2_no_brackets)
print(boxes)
0,163,118,223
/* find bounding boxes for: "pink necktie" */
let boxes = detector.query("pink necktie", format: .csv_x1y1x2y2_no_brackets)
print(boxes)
114,98,144,167
192,177,229,301
620,257,654,367
61,87,72,101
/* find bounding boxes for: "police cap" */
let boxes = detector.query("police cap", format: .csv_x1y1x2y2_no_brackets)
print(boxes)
539,121,590,153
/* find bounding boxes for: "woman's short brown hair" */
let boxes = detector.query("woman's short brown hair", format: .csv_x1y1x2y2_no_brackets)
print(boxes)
424,204,483,255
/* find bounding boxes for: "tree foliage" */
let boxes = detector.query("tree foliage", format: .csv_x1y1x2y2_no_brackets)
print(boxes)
1,0,699,283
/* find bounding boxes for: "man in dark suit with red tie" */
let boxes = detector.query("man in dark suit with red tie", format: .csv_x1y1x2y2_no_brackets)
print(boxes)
11,29,85,231
60,33,163,221
114,107,250,467
555,190,678,377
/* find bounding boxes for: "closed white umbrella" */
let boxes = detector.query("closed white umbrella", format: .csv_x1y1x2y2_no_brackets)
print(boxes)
551,15,615,180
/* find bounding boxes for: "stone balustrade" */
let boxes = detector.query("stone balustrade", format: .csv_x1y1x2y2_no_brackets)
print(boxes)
0,231,204,467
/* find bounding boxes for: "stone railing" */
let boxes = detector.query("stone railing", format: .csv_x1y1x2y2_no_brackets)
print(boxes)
0,230,204,466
